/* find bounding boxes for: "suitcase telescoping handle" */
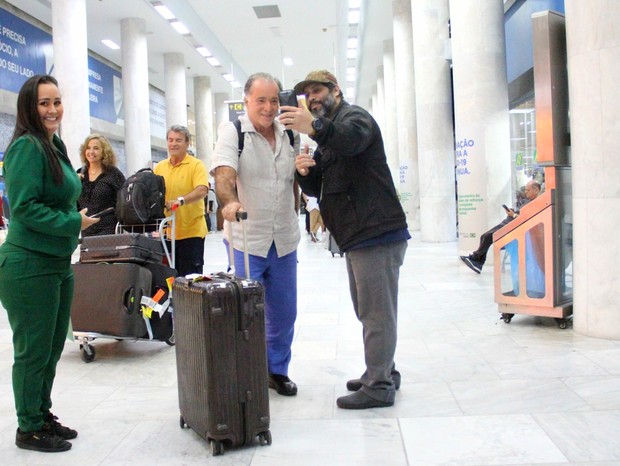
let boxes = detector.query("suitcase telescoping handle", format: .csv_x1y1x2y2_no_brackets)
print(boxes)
227,211,250,278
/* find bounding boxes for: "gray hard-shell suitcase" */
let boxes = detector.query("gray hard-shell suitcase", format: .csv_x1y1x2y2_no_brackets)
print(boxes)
71,262,152,337
173,213,271,456
79,233,164,264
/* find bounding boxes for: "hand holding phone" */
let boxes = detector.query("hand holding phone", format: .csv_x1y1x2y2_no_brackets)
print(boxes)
90,206,115,218
278,89,298,108
502,204,510,212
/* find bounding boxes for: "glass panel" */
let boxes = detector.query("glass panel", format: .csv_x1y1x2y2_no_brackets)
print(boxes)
509,99,545,203
501,239,519,296
525,223,546,298
556,167,573,301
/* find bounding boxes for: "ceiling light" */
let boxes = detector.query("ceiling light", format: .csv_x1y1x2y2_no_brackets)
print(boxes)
207,57,221,67
223,73,234,82
349,0,361,8
154,4,175,20
347,66,356,76
101,39,120,50
347,37,358,49
231,81,242,88
348,10,360,24
347,49,357,59
283,57,293,66
196,46,212,57
170,20,189,35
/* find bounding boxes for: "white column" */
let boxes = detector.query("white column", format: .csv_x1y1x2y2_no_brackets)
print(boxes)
413,0,456,242
382,40,400,189
193,76,214,168
213,92,229,131
121,18,151,172
376,66,386,139
164,52,187,129
393,0,420,229
51,0,90,168
566,0,620,339
449,0,511,254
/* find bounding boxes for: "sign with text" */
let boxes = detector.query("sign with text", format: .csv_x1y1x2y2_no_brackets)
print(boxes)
0,8,52,93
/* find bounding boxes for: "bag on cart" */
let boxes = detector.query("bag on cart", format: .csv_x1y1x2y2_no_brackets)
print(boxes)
173,213,271,455
71,262,152,338
141,262,177,341
80,233,164,265
116,168,166,227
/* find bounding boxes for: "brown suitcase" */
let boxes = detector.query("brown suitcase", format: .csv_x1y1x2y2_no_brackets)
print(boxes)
80,233,164,264
173,213,271,456
71,262,152,338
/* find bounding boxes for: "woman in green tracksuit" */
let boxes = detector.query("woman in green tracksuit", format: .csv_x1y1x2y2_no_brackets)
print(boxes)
0,75,98,453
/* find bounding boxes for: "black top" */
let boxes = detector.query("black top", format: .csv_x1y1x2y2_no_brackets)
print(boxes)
296,100,408,251
77,166,125,237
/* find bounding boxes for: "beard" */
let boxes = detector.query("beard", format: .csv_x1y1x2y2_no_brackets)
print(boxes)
311,92,337,118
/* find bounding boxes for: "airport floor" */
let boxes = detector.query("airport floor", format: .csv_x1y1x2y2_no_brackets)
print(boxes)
0,224,619,465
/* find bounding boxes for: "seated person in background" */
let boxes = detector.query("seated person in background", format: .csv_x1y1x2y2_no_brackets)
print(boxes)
77,134,125,236
460,180,541,274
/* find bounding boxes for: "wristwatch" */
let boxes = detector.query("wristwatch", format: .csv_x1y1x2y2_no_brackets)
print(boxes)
311,118,324,132
177,196,185,206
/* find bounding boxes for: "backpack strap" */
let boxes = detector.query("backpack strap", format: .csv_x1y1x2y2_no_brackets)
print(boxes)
233,118,294,157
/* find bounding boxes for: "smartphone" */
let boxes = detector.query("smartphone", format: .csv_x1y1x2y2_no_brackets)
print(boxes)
278,89,298,108
502,204,511,212
90,206,115,218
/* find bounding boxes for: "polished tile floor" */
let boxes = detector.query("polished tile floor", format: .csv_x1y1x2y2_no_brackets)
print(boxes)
1,225,620,465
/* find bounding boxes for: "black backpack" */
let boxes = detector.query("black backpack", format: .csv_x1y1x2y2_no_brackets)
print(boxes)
116,168,166,226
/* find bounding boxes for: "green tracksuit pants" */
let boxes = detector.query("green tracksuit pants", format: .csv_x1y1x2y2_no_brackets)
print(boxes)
0,243,74,432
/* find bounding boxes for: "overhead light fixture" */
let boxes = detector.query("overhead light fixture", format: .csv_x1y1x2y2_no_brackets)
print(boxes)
101,39,120,50
154,4,175,20
347,49,357,59
207,57,221,67
349,0,361,8
170,20,189,35
283,57,293,66
231,81,242,88
348,9,360,24
196,46,212,57
222,73,235,82
347,37,358,49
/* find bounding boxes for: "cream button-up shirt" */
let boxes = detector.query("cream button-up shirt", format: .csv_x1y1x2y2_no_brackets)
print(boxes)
211,114,301,258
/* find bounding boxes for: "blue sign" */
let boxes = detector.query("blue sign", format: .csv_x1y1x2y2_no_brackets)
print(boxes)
0,7,52,93
88,56,122,123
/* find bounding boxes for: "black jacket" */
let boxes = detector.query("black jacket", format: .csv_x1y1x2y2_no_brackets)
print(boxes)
296,100,407,251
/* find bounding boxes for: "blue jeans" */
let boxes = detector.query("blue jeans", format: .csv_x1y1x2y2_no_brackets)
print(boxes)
231,242,297,376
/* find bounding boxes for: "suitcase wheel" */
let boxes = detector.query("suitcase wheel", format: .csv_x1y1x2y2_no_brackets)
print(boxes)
80,343,96,363
179,415,186,429
501,313,514,324
165,333,175,346
210,439,225,456
258,430,272,446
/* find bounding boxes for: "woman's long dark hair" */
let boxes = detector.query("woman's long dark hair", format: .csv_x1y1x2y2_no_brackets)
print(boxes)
7,75,69,185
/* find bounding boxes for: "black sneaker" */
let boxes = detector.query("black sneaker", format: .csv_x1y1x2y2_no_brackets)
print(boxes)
15,428,72,452
43,413,78,440
460,255,482,274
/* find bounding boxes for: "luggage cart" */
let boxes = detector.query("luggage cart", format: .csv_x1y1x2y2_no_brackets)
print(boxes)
71,215,177,362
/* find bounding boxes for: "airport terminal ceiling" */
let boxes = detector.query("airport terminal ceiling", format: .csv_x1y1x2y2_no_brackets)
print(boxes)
3,0,394,107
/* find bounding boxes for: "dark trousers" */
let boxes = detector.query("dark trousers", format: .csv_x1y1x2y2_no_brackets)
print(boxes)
168,237,205,277
471,217,512,264
0,244,73,432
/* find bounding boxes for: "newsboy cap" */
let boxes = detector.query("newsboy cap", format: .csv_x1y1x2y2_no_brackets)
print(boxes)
294,70,339,95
